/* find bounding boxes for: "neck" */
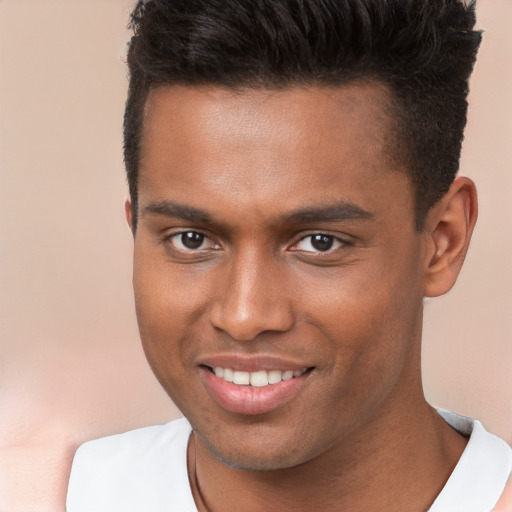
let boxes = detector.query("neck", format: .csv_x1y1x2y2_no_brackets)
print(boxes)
188,395,467,512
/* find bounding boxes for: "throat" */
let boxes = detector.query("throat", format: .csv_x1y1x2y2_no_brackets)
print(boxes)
185,405,468,512
187,433,211,512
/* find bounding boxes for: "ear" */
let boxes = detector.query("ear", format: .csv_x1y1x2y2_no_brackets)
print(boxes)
423,176,478,298
125,198,135,235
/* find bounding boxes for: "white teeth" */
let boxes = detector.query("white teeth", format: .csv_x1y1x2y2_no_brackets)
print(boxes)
212,367,308,387
267,370,282,384
233,371,250,385
250,370,268,387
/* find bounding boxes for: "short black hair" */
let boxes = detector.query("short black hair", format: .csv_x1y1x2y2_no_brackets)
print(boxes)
124,0,481,231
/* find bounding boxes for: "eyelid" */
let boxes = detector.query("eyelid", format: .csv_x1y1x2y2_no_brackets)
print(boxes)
161,229,352,254
163,229,221,252
288,232,351,253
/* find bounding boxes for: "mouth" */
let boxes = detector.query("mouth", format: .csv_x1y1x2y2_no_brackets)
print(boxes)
199,362,315,415
204,365,312,387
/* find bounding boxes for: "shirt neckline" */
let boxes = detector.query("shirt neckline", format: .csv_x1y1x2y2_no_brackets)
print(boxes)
428,410,512,512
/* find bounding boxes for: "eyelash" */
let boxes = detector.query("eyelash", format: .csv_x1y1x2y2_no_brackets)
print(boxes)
290,233,348,253
165,231,220,252
164,231,349,255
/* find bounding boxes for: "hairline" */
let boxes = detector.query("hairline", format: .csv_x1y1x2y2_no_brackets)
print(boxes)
131,78,427,234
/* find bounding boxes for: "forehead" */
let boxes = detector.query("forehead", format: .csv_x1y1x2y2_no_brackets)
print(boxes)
141,83,394,167
138,83,412,225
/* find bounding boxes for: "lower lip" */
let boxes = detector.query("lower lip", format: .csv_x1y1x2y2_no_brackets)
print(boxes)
201,368,311,415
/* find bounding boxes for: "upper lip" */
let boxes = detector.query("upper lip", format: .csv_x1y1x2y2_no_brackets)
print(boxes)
199,354,313,372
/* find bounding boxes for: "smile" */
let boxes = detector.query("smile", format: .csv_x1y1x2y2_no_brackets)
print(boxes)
211,367,309,387
201,364,314,415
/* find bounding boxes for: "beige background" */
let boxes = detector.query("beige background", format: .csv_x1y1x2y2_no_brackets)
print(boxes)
0,1,511,510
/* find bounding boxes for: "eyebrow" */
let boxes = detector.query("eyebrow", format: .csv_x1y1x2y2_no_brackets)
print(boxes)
282,202,373,224
142,201,213,223
142,199,373,225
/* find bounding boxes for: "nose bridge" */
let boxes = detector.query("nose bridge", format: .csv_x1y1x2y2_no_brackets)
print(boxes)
209,246,294,340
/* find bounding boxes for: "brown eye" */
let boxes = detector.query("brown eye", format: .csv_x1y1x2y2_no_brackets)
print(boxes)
180,232,204,249
311,235,334,251
166,231,219,253
291,233,346,254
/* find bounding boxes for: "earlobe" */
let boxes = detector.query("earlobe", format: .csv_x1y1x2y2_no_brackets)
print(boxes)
423,176,478,298
125,198,135,234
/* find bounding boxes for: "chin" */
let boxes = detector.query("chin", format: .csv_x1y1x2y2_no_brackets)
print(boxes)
213,447,305,472
196,426,318,472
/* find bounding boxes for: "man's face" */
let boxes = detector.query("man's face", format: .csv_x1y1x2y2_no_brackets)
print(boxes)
132,84,429,470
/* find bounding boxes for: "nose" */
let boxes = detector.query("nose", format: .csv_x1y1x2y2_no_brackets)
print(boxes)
208,250,295,341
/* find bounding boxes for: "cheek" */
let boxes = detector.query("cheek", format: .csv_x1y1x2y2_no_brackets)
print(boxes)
133,257,224,420
132,249,209,388
133,240,211,329
298,254,424,386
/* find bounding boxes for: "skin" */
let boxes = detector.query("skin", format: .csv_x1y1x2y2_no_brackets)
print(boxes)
126,83,477,511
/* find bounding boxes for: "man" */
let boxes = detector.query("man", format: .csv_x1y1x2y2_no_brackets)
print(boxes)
66,0,512,510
